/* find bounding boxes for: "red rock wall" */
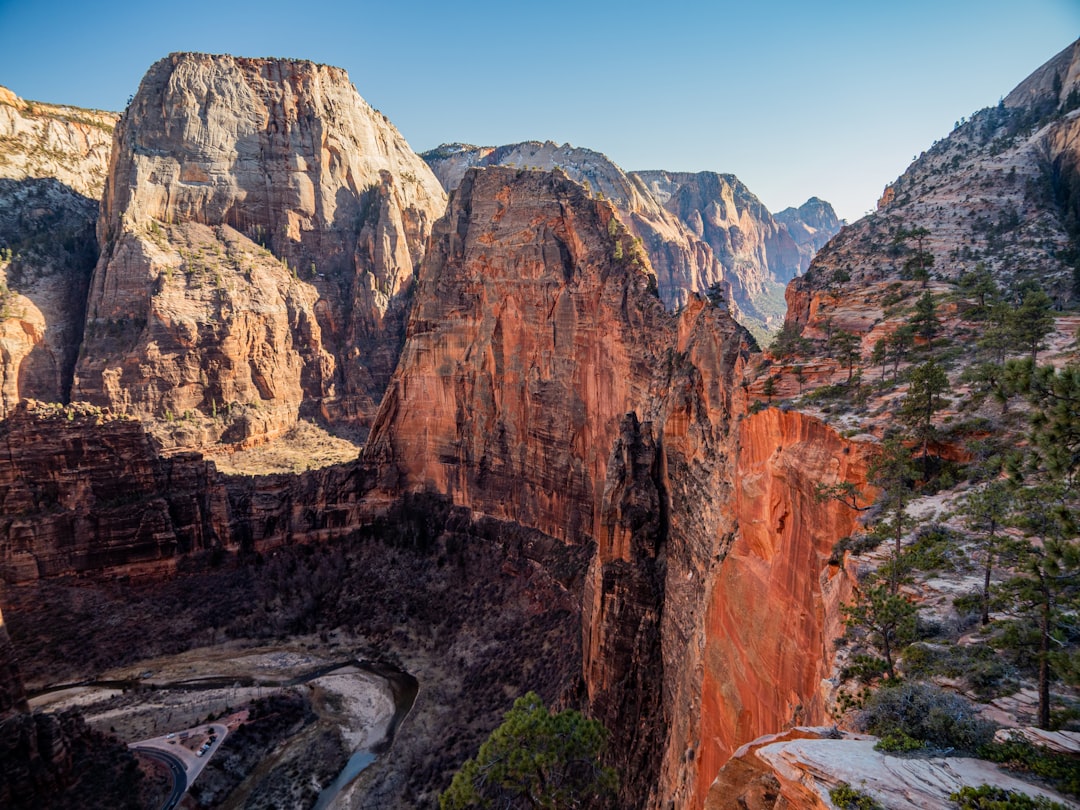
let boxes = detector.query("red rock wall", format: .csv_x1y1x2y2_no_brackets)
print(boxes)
685,408,872,810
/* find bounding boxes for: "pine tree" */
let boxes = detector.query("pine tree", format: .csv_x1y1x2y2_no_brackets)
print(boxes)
910,291,941,343
440,692,618,809
899,360,950,478
1010,287,1055,364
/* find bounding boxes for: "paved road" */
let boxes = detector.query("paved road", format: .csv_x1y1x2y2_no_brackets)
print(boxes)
131,747,187,810
130,722,228,810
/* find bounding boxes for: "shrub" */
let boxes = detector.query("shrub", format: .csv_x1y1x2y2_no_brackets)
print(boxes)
830,782,882,810
979,736,1080,797
857,682,996,753
950,784,1069,809
875,728,924,753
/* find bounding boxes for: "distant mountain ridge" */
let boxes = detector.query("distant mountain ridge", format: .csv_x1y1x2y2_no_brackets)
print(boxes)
423,141,840,337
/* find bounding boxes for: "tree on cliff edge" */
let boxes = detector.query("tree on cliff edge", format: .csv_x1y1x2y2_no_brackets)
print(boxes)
440,692,618,809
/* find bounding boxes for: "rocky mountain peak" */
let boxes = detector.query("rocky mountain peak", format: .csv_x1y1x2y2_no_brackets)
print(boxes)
72,52,447,447
1004,39,1080,111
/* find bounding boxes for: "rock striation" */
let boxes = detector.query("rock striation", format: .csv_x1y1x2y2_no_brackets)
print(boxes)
0,401,372,583
0,87,115,417
422,141,723,314
72,53,446,445
637,171,840,332
423,143,840,338
678,409,871,809
789,39,1080,337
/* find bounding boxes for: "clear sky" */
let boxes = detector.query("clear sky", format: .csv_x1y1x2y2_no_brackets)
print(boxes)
0,0,1077,222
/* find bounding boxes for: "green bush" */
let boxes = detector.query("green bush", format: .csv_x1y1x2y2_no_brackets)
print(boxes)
950,784,1069,809
858,682,996,753
875,728,925,753
830,782,882,810
979,736,1080,797
902,643,1014,699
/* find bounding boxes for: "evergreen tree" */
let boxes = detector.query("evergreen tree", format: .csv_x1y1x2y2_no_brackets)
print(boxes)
959,480,1014,625
869,439,917,593
910,291,941,343
842,578,919,681
870,338,888,382
977,301,1015,365
1010,287,1055,364
829,330,862,385
440,692,618,810
887,325,916,378
769,323,811,361
899,360,950,478
958,262,1000,318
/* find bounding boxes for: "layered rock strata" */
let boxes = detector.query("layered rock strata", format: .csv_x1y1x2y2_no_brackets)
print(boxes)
365,166,757,806
72,53,446,445
789,39,1080,337
637,171,839,332
422,141,725,312
0,401,369,583
423,143,840,337
0,87,115,416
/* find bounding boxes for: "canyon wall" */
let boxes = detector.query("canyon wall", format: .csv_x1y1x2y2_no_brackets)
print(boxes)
683,408,872,809
0,87,115,416
71,53,447,445
421,141,727,313
0,401,372,584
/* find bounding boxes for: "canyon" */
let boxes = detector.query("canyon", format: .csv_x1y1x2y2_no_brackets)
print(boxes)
2,39,1080,810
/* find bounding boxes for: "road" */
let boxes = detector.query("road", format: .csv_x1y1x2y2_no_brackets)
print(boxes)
132,747,187,810
130,722,229,810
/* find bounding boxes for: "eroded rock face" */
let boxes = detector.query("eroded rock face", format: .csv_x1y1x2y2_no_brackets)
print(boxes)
637,173,840,332
422,141,725,313
0,87,115,200
366,166,756,806
365,166,673,538
73,53,447,445
674,409,871,810
0,606,27,722
790,40,1080,337
0,401,374,583
774,198,841,276
0,88,115,416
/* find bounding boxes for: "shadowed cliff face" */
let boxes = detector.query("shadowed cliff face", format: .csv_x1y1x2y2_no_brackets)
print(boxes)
0,606,27,721
365,166,757,806
0,88,115,417
72,53,447,445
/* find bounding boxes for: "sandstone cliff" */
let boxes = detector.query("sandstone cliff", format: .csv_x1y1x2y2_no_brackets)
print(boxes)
677,409,871,809
421,141,727,314
0,606,27,722
0,86,115,199
423,144,839,339
637,171,839,333
790,39,1080,335
0,400,375,583
0,87,115,417
774,197,841,274
72,53,446,446
363,165,779,806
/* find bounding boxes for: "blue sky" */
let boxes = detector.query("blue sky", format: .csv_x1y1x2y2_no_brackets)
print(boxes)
0,0,1076,222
